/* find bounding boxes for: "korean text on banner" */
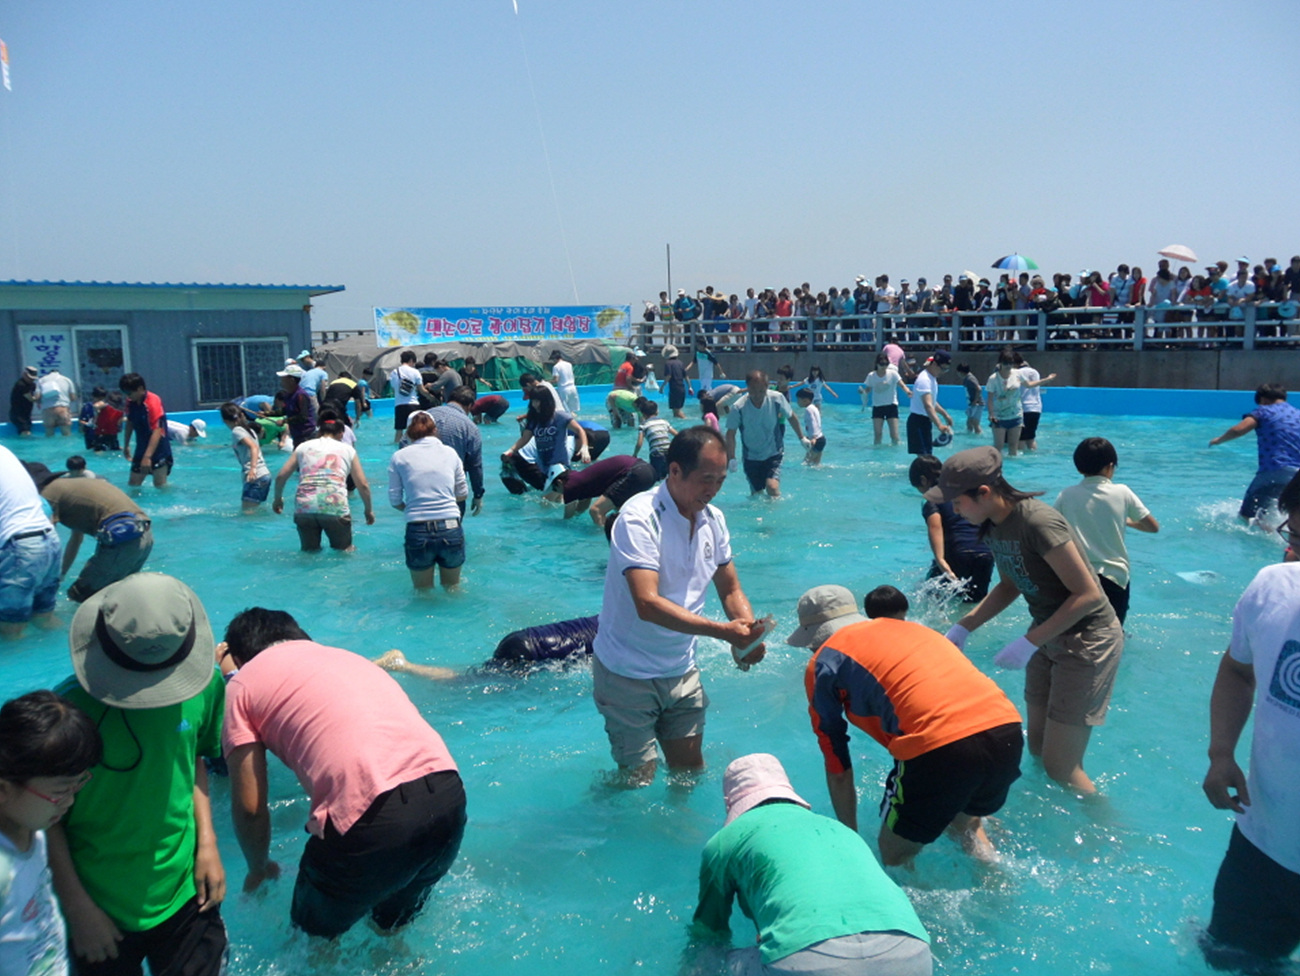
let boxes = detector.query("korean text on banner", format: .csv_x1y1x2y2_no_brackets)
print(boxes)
373,305,632,347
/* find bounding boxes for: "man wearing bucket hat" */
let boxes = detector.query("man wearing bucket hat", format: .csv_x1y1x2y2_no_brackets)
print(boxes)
692,753,932,976
47,573,228,975
931,446,1122,796
790,584,1022,867
24,461,153,603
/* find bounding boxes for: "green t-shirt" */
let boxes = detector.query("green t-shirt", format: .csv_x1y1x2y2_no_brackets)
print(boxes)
56,671,224,932
693,802,929,964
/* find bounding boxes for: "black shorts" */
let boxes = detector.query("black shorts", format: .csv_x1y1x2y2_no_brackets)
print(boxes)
394,403,420,431
71,897,227,976
743,454,782,494
585,427,611,461
1099,575,1130,626
1205,824,1300,966
810,435,827,452
292,770,467,938
872,404,899,420
668,385,687,410
906,412,932,455
880,722,1023,844
131,452,173,475
948,550,995,602
605,461,658,507
1021,411,1041,441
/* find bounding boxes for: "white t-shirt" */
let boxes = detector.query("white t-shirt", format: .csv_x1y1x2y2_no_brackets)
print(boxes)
551,360,576,390
864,369,903,408
1228,562,1300,874
391,364,424,406
1017,365,1044,413
726,390,793,461
0,446,52,543
594,481,732,680
1053,477,1149,588
802,403,823,440
908,369,937,416
36,373,75,410
0,830,67,976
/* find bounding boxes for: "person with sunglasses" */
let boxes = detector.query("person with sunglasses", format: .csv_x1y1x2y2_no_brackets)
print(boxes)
0,691,102,976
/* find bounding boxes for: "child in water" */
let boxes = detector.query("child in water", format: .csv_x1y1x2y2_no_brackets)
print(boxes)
796,388,826,465
0,691,102,976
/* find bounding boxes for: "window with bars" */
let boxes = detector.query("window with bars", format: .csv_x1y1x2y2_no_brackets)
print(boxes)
193,338,289,404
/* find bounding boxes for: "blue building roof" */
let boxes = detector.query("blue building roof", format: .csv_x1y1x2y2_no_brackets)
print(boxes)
0,280,345,295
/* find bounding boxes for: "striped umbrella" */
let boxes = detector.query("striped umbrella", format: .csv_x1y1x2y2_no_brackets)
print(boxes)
992,253,1039,271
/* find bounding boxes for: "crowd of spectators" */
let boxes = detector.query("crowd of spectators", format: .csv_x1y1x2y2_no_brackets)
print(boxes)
643,255,1300,348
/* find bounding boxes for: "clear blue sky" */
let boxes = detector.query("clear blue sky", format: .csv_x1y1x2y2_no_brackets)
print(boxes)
2,1,1297,335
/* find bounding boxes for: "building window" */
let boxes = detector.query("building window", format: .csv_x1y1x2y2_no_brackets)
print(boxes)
192,338,288,404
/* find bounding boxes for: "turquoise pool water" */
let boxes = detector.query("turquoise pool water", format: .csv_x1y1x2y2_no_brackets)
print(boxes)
2,396,1289,975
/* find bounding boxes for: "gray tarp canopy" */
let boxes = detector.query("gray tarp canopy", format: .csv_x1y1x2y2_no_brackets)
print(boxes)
312,335,621,395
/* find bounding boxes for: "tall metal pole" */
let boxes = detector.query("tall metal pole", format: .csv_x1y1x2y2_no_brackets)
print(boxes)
666,244,672,300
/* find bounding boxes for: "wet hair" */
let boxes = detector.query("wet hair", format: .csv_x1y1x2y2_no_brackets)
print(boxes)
795,388,814,403
0,691,102,783
908,455,942,489
1255,383,1287,404
635,396,658,418
525,386,557,427
864,585,909,620
448,385,476,409
1073,437,1118,477
118,372,146,394
405,411,437,441
664,426,725,476
223,608,312,667
400,350,417,364
317,406,347,437
220,402,259,436
66,455,87,473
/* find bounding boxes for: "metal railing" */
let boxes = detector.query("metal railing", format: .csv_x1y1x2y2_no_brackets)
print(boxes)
637,302,1300,355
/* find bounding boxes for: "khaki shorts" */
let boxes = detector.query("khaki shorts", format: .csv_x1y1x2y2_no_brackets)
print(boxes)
591,654,709,768
1025,618,1124,727
42,406,71,430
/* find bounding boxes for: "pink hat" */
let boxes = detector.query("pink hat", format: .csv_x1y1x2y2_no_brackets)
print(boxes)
722,754,810,826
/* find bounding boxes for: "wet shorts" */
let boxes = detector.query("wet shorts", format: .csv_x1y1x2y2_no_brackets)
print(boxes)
872,404,899,420
1205,824,1300,966
810,436,827,452
404,519,465,571
0,529,61,624
591,655,709,768
1020,411,1041,441
605,461,657,506
880,722,1023,844
742,454,782,494
242,475,272,504
294,513,353,551
394,403,420,431
1024,617,1124,726
131,454,174,475
993,417,1022,430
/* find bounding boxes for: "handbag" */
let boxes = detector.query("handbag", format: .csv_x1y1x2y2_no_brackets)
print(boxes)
97,512,150,547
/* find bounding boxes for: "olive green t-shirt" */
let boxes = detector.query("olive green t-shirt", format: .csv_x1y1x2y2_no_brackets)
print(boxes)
56,671,224,931
42,478,144,536
987,498,1114,633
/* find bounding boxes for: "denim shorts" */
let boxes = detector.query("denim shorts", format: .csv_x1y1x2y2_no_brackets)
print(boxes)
242,474,272,503
0,529,62,623
404,520,466,571
993,417,1023,430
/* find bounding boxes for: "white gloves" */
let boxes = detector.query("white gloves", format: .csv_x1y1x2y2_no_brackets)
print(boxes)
945,624,971,650
994,636,1038,669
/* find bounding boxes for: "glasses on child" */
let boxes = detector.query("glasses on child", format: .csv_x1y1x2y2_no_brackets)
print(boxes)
1276,523,1300,547
23,771,93,805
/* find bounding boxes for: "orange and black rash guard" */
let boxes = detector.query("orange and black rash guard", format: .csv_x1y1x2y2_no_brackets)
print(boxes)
805,618,1021,774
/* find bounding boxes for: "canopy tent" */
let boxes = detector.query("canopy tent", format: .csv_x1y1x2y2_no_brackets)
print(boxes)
313,336,621,396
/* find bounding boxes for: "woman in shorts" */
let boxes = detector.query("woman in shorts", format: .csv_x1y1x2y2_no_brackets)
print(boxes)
985,352,1025,455
860,353,910,446
931,446,1123,796
272,408,374,551
388,411,467,590
220,402,271,514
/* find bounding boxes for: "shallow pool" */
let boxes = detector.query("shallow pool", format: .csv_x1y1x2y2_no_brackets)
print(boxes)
2,399,1288,975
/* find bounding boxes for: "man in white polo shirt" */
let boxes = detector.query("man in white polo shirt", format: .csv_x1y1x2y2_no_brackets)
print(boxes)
593,426,767,784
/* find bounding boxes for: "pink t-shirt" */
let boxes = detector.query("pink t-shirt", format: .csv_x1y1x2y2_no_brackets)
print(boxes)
223,640,458,837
